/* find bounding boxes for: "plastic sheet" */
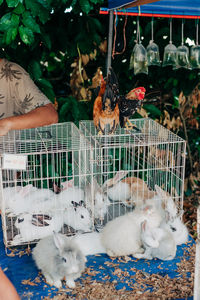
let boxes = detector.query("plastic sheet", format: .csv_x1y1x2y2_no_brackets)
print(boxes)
0,217,195,299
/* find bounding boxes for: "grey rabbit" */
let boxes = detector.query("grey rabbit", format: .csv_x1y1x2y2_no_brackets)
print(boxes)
32,232,86,288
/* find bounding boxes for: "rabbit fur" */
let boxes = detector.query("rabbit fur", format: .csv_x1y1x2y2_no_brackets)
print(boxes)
32,232,86,288
57,186,85,209
14,212,65,243
63,206,93,232
101,204,162,257
84,178,110,220
134,220,177,261
161,216,188,246
73,232,106,256
4,185,57,216
146,185,188,245
107,177,155,207
14,204,92,243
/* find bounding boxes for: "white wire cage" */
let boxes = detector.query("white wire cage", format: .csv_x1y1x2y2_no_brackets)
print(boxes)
79,118,187,226
194,206,200,300
0,122,95,248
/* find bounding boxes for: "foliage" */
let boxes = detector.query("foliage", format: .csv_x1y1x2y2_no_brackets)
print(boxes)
0,0,199,193
0,0,105,101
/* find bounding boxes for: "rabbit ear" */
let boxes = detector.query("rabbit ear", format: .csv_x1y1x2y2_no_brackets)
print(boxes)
61,179,74,190
19,184,33,197
71,201,80,208
15,186,23,193
141,221,159,248
141,220,147,231
53,183,61,194
176,209,184,219
114,170,129,182
79,200,85,207
53,232,66,251
155,185,168,198
103,170,128,189
165,211,176,223
93,178,100,189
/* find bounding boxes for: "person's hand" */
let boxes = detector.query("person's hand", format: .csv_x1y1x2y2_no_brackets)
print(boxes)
0,119,12,136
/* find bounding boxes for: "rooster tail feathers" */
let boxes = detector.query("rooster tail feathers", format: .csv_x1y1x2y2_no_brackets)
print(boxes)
107,67,119,87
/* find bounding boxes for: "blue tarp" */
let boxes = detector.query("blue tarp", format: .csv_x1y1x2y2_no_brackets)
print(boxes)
0,218,195,299
101,0,200,18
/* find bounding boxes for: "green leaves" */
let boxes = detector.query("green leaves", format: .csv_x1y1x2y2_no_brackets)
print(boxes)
6,0,20,7
143,104,162,118
13,3,25,14
25,0,50,24
19,25,34,44
28,60,42,80
5,27,18,44
22,11,40,33
78,0,92,14
0,13,12,31
37,78,55,101
0,12,20,44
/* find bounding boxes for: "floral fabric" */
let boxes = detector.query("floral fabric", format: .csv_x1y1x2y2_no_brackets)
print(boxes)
0,59,50,119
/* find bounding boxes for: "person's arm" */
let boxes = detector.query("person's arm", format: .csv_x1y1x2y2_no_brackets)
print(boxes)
0,103,58,136
0,268,20,300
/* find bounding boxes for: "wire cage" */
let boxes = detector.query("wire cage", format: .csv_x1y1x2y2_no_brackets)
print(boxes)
79,118,187,226
194,206,200,300
0,122,95,248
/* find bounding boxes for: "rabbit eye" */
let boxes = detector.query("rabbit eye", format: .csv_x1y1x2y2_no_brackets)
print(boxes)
81,215,84,219
18,218,24,223
170,226,176,232
62,257,67,263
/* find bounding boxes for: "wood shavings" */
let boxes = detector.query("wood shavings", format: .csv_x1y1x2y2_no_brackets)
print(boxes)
21,279,37,286
42,243,195,300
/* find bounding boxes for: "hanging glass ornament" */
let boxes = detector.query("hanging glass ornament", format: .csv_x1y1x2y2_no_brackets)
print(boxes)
132,18,148,75
163,19,177,68
190,20,200,69
147,18,161,66
176,20,191,69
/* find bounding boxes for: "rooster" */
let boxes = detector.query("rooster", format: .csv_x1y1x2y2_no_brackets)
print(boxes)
93,68,120,135
118,87,146,129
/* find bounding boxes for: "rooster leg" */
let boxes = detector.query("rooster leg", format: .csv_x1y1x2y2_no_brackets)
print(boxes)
125,118,140,131
97,121,105,135
109,120,116,135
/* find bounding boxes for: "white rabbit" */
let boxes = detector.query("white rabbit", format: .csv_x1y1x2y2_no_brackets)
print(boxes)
63,206,93,232
2,184,36,212
103,170,131,204
107,176,154,208
14,212,65,243
57,186,85,209
147,185,188,245
160,214,188,246
53,179,74,194
73,232,106,256
102,170,129,190
134,220,177,261
107,181,131,203
101,204,162,257
32,232,86,288
153,185,178,218
84,178,110,220
4,185,57,216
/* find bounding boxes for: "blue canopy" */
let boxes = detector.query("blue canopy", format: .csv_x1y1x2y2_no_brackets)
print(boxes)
101,0,200,19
